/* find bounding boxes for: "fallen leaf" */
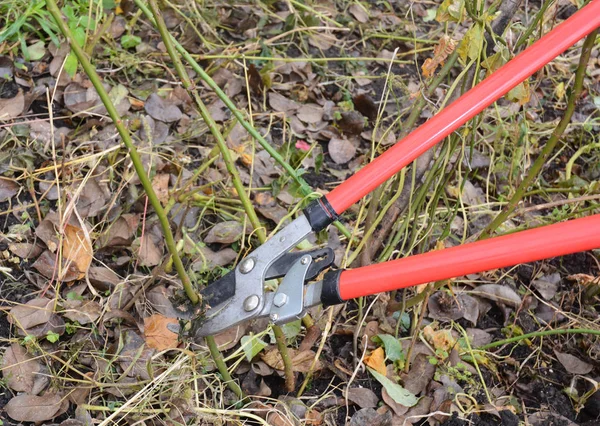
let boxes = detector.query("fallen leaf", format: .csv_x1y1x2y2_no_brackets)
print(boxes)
567,273,599,286
8,298,54,330
63,82,103,115
532,273,560,300
346,387,379,409
402,354,435,395
76,178,108,218
0,177,19,201
241,334,268,362
135,234,163,267
336,111,365,135
144,314,179,350
368,368,418,407
373,334,404,362
248,63,264,95
554,349,593,375
471,284,522,308
213,324,247,351
204,221,243,244
382,386,410,416
261,348,322,373
5,394,63,422
428,292,479,324
98,214,139,247
269,92,301,114
62,223,93,278
1,343,43,393
364,347,387,376
32,250,80,281
296,103,323,124
152,173,170,205
9,242,43,259
527,412,578,426
353,94,377,121
145,93,182,123
328,137,356,164
62,300,101,325
88,266,121,291
348,3,369,23
349,407,392,426
0,90,25,121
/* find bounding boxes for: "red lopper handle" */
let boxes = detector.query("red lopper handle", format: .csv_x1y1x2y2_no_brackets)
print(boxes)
324,0,600,215
337,214,600,301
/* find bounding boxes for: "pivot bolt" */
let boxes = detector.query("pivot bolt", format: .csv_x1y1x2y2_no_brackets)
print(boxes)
239,257,255,274
300,256,310,265
273,293,288,307
243,294,260,311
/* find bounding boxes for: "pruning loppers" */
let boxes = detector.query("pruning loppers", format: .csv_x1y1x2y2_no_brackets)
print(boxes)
192,1,600,338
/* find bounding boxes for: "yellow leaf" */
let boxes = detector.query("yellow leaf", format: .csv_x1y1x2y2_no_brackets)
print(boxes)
144,314,179,350
458,24,484,62
423,325,456,353
364,347,386,376
507,80,531,105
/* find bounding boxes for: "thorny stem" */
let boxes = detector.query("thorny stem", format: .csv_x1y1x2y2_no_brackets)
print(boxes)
480,29,599,238
134,0,352,240
148,0,296,393
45,0,199,305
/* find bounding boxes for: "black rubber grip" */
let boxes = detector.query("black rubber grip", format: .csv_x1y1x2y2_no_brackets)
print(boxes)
321,269,344,306
303,198,338,232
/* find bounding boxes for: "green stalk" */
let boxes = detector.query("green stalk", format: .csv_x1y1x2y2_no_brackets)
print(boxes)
148,0,296,392
206,334,244,399
480,29,598,239
477,328,600,350
134,0,352,240
45,0,198,305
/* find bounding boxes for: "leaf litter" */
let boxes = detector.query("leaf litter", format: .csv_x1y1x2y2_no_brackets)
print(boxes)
0,1,599,425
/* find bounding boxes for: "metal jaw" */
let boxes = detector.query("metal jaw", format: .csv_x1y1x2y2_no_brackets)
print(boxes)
193,215,314,338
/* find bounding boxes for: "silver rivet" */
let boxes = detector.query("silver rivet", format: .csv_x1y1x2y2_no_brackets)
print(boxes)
270,313,279,322
273,293,288,307
300,256,310,265
243,294,260,311
239,257,255,274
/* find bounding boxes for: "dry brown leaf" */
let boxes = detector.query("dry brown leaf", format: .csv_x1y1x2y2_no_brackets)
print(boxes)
62,300,101,325
554,349,593,375
269,92,301,114
0,177,19,201
152,173,170,205
328,137,356,164
346,387,379,409
213,324,247,351
348,3,369,22
261,348,322,373
62,223,93,278
470,284,522,308
422,35,456,78
567,273,599,286
1,343,43,393
363,347,386,376
336,111,365,135
5,394,63,422
402,354,435,395
136,234,163,267
145,93,182,123
9,242,43,259
9,298,54,330
98,214,139,247
296,104,323,124
144,314,179,350
0,90,25,121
